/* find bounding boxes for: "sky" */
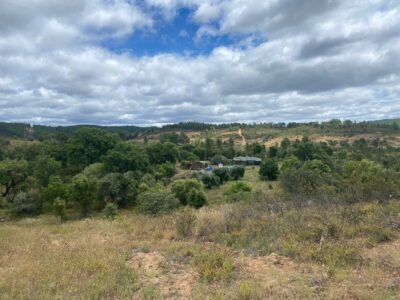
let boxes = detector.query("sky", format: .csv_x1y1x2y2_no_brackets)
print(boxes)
0,0,399,126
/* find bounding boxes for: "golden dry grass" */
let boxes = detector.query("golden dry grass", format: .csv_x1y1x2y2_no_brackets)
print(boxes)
0,200,399,299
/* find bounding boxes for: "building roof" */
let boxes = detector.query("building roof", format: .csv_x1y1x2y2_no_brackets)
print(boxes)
233,156,262,162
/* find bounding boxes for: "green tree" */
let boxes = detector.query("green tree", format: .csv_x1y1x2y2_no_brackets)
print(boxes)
211,154,229,165
146,142,178,165
67,128,119,168
34,155,61,187
103,142,149,173
229,166,245,180
226,137,235,158
171,179,203,205
187,188,207,209
259,159,280,181
138,190,180,215
213,168,230,183
98,172,138,208
179,150,199,162
0,159,29,198
280,155,301,172
69,174,99,217
204,138,215,159
53,197,67,222
81,162,106,179
268,146,278,158
200,173,220,189
155,162,176,180
103,202,118,220
40,175,67,209
280,161,334,199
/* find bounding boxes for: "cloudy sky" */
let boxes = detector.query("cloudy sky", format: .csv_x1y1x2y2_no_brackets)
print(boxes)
0,0,399,126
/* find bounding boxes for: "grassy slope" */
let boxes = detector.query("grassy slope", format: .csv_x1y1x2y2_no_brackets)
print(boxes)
371,118,400,125
1,168,400,299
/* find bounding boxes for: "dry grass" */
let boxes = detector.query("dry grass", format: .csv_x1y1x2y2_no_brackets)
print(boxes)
1,198,400,299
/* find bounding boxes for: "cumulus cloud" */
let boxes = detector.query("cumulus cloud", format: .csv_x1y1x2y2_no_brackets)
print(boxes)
0,0,399,125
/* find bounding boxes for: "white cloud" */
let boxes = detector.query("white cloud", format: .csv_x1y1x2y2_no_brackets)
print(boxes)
0,0,399,125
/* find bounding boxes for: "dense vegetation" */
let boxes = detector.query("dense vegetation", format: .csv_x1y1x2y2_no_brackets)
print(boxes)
1,120,400,299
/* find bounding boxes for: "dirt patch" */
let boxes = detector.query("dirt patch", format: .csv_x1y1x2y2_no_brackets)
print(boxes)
240,252,296,275
126,249,198,299
362,240,400,275
237,252,329,298
263,133,399,148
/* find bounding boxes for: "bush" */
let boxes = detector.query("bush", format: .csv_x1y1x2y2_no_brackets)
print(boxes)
103,142,149,173
40,175,67,210
213,168,230,184
229,166,245,180
11,191,42,216
171,179,203,205
281,168,326,199
154,162,176,180
227,182,252,194
211,154,229,165
192,250,234,282
53,197,67,222
200,173,220,189
98,172,138,208
174,208,197,238
187,188,207,209
69,174,99,217
103,202,118,220
259,159,280,180
146,142,178,165
225,182,253,202
138,190,180,215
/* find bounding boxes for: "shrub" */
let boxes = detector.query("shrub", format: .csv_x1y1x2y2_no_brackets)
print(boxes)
187,188,207,209
103,202,118,220
280,156,301,173
146,142,178,165
229,166,245,180
211,154,229,165
103,142,149,173
200,173,220,189
53,197,67,222
40,175,67,210
179,150,199,162
236,281,263,300
213,168,230,184
174,208,197,238
69,174,99,217
227,182,252,194
10,191,42,216
225,182,253,202
138,190,180,215
281,159,335,200
259,159,280,180
171,179,203,205
33,155,61,187
154,162,176,180
0,159,29,198
192,250,234,282
98,172,138,208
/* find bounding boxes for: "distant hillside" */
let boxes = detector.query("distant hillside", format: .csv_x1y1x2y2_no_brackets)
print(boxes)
0,122,155,140
1,118,399,140
370,118,400,126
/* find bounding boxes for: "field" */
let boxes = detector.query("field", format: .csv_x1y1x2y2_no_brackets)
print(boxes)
1,167,400,299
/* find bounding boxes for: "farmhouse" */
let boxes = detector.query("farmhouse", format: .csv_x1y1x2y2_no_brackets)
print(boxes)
233,156,262,165
182,160,209,171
